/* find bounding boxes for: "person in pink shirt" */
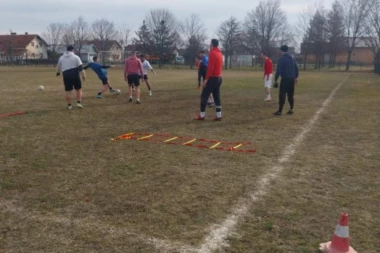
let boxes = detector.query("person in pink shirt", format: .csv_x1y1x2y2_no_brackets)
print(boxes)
124,51,144,104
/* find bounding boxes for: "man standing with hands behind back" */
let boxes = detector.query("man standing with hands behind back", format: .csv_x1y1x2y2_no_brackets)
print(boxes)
194,39,223,121
273,45,299,116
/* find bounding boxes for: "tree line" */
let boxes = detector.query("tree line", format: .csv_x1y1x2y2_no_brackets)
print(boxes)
42,0,380,70
298,0,379,70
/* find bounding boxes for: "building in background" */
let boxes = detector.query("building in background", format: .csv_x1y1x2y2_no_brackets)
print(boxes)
0,33,48,63
56,44,98,63
86,40,123,63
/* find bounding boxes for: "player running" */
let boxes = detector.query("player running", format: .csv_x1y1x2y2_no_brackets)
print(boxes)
83,56,118,98
139,54,156,96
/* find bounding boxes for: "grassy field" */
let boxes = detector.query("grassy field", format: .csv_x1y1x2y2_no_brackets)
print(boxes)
0,67,379,253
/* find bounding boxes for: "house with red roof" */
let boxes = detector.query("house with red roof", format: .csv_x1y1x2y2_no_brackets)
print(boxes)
0,33,48,62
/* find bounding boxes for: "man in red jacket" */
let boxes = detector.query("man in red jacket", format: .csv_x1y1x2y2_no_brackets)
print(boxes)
195,39,223,121
262,51,273,101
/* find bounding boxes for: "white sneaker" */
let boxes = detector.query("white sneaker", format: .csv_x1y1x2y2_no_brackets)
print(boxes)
68,105,72,110
149,90,152,96
77,103,83,108
264,96,271,102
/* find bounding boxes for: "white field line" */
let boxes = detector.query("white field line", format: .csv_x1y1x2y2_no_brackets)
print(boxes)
0,199,197,253
196,78,347,253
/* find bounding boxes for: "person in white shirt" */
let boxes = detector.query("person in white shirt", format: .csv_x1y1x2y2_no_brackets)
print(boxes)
139,54,156,96
56,45,86,109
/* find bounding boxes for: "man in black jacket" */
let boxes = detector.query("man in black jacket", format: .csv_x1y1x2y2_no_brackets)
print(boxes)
273,45,299,116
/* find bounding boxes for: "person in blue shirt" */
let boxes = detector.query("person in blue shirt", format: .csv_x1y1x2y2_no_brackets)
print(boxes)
83,56,118,98
198,50,208,88
197,50,215,106
273,45,299,116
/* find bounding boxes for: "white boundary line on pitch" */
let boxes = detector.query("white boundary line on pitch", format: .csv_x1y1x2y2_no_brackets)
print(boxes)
195,78,347,253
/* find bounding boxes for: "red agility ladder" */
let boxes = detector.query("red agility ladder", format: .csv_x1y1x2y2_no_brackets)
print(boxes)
111,132,256,153
0,111,26,119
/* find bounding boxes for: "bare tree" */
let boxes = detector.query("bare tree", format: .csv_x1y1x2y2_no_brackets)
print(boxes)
118,24,132,47
326,0,345,67
182,14,207,68
341,0,372,70
297,6,316,71
245,0,287,55
309,10,329,69
91,18,118,51
146,9,181,67
42,23,66,55
243,14,260,65
364,0,380,59
218,17,241,69
64,16,89,55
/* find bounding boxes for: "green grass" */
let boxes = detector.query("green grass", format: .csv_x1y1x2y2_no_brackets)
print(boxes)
0,67,379,252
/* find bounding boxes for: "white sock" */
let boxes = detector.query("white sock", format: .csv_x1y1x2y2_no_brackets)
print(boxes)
216,112,222,118
200,112,205,118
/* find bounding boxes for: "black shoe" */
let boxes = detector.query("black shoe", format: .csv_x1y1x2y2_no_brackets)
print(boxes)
287,110,293,115
136,100,141,104
128,97,133,102
273,111,282,116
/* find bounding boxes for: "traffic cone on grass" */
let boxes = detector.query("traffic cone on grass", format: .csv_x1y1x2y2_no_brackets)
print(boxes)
319,213,357,253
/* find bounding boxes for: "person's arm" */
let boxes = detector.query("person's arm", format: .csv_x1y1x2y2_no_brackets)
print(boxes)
56,59,61,76
101,65,111,69
77,57,86,80
205,53,215,84
147,62,156,75
78,65,86,80
264,59,268,79
275,57,283,83
83,63,90,70
294,58,299,82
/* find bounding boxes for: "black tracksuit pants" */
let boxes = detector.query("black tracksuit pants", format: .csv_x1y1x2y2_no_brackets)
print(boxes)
279,78,295,112
201,77,222,112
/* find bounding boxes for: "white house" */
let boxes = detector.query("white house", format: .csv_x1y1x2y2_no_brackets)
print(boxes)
0,33,48,61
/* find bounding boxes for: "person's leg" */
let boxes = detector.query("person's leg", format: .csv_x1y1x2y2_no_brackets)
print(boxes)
73,77,83,108
287,79,295,113
264,74,272,101
76,89,83,108
199,81,213,118
127,75,133,101
197,70,202,88
277,79,287,114
145,76,151,91
128,84,133,101
212,78,222,119
63,77,73,108
65,91,72,106
135,77,141,103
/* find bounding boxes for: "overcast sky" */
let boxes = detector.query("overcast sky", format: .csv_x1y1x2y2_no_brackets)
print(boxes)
1,0,334,39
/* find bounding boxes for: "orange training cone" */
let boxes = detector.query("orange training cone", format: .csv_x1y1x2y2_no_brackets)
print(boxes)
320,213,357,253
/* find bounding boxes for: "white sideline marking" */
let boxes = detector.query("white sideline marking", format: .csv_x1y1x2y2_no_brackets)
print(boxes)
196,79,346,253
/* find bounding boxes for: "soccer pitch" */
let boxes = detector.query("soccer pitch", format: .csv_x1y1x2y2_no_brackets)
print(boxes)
0,67,379,252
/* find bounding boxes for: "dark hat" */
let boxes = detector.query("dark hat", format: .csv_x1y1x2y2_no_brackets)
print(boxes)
211,39,219,47
280,45,289,52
